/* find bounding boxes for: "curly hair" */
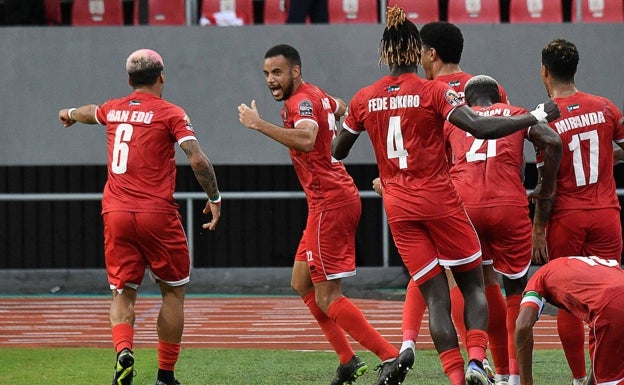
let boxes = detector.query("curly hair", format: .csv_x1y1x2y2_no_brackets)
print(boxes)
379,6,421,67
541,38,579,82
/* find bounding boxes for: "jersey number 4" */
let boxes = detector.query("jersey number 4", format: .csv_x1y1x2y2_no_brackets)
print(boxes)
111,123,133,174
387,116,409,169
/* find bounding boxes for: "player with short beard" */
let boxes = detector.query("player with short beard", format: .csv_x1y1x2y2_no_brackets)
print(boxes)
238,44,405,385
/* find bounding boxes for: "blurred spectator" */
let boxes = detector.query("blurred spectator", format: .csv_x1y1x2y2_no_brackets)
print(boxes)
287,0,328,23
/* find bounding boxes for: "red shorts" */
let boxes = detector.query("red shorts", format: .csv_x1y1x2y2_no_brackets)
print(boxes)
588,294,624,385
294,200,361,283
547,208,622,262
466,205,532,279
389,208,482,285
103,211,190,291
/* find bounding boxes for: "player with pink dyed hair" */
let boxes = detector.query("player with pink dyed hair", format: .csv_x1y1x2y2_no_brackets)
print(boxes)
58,49,221,385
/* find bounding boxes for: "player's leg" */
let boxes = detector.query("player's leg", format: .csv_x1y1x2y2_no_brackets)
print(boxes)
420,272,466,385
139,212,191,385
482,264,509,381
546,213,588,383
431,211,492,385
104,211,144,385
401,279,426,354
155,282,186,385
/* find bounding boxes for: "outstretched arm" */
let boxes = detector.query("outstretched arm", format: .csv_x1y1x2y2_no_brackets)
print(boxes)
448,100,560,139
180,139,221,231
238,99,318,152
527,123,562,263
58,104,98,127
515,305,539,385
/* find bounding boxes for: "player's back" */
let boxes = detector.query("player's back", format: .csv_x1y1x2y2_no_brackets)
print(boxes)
344,72,464,220
527,256,624,322
97,92,190,213
445,103,528,207
547,91,624,211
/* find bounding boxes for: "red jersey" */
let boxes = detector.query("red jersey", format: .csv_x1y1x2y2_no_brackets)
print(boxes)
435,71,509,103
444,103,528,207
343,72,465,221
521,256,624,324
281,82,359,212
538,91,624,213
95,91,197,214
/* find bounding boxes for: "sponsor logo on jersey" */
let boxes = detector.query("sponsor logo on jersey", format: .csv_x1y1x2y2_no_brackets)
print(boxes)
387,85,400,92
567,104,580,112
445,89,463,107
298,100,313,117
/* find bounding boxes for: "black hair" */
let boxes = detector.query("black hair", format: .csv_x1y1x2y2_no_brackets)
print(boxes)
541,38,579,82
127,58,163,87
464,75,502,106
379,6,421,67
420,21,464,64
265,44,302,68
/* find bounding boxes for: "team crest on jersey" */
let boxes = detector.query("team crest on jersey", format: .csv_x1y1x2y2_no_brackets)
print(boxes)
445,89,463,107
567,104,580,112
183,115,195,132
128,100,141,106
298,100,314,117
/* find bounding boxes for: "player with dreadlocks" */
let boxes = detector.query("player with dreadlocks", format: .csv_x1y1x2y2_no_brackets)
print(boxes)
332,6,561,385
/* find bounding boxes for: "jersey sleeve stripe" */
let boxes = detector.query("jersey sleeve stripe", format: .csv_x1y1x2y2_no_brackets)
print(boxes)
342,123,360,135
178,135,197,145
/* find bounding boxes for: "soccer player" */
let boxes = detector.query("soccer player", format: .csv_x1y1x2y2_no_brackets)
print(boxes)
515,256,624,385
237,44,409,385
58,49,222,385
532,38,624,385
405,21,521,385
331,7,560,385
443,75,561,385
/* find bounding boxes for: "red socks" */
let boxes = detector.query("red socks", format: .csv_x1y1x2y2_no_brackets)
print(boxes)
440,347,466,385
111,323,134,353
506,294,522,375
466,329,488,362
328,296,398,362
449,285,467,347
402,280,426,342
485,284,509,375
303,290,354,364
157,341,180,371
557,308,587,379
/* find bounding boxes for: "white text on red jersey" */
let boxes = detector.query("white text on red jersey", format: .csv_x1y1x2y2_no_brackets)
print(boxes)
554,111,606,135
106,110,155,124
368,95,420,112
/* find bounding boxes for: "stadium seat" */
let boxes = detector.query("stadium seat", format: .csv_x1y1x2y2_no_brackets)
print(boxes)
71,0,124,26
571,0,624,22
134,0,186,25
447,0,501,23
387,0,439,24
509,0,563,23
200,0,254,26
44,0,63,25
328,0,378,23
263,0,288,24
